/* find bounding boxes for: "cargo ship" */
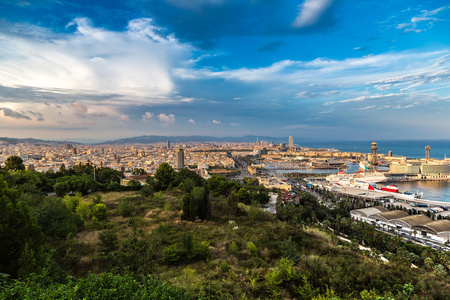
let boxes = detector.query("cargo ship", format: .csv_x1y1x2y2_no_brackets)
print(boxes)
334,179,422,200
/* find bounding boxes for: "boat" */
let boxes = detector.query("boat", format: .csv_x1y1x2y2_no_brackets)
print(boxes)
380,185,399,193
359,161,371,171
356,182,422,200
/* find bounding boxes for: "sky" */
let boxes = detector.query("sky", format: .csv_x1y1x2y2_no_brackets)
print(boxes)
0,0,449,143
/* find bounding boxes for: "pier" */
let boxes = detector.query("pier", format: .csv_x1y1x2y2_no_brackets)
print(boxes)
326,185,450,209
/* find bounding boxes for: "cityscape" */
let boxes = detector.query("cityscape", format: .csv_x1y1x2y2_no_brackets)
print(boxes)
2,0,450,298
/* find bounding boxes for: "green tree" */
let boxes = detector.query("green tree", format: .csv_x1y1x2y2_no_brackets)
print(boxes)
132,168,147,175
97,230,118,254
92,203,108,221
0,179,43,278
118,200,133,217
140,184,154,197
163,244,180,265
76,201,92,220
4,155,25,171
37,197,83,238
227,191,239,216
154,163,175,190
127,179,142,190
191,186,211,220
181,193,191,221
63,193,81,212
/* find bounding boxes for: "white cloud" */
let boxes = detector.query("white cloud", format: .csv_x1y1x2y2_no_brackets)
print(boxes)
229,122,240,126
292,0,334,28
212,120,222,124
339,94,402,103
188,118,196,124
411,17,436,23
356,105,376,110
0,18,192,104
396,5,450,33
142,112,154,122
71,102,87,113
174,60,298,82
119,114,130,122
158,113,175,125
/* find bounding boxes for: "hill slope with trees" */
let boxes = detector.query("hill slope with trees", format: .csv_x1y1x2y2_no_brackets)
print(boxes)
1,159,450,299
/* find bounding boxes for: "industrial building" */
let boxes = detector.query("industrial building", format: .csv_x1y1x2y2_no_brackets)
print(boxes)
351,207,450,244
350,206,388,222
389,145,450,177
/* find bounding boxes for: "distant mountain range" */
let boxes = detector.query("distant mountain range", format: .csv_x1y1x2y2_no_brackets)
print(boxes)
0,135,289,145
96,135,288,145
0,137,81,145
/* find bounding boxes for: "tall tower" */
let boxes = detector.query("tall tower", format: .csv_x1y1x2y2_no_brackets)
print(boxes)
289,136,294,149
167,140,171,149
425,145,431,161
370,141,378,168
176,148,185,170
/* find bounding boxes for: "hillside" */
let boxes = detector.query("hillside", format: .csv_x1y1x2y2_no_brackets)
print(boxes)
1,164,450,299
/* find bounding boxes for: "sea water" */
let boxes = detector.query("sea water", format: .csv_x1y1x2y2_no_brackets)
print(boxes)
297,139,450,203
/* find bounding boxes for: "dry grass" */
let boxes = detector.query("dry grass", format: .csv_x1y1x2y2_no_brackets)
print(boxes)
304,226,334,246
100,191,139,202
75,230,101,245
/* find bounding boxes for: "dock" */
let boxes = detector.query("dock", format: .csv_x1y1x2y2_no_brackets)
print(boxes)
328,185,450,209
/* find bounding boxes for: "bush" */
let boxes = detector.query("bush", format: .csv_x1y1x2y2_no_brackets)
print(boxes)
228,241,239,255
98,230,118,254
219,261,230,272
247,241,258,255
197,241,211,261
140,184,154,197
118,200,133,217
76,201,92,220
163,245,179,265
0,272,191,299
92,203,108,221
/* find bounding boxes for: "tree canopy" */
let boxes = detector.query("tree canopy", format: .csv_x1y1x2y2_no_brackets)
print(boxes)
4,155,25,171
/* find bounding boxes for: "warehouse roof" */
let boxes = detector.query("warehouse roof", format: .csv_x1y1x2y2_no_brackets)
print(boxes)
350,206,388,218
369,210,409,223
413,220,450,235
391,214,432,228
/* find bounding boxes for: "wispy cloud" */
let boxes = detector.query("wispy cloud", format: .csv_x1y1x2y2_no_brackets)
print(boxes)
158,113,175,126
292,0,336,28
71,102,87,113
119,114,130,122
142,112,154,122
0,107,32,120
188,118,196,124
395,5,450,33
212,120,222,124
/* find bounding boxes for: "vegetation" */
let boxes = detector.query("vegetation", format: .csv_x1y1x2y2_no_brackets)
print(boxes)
2,156,450,299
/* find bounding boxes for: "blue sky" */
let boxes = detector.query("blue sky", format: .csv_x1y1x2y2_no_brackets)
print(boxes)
0,0,449,142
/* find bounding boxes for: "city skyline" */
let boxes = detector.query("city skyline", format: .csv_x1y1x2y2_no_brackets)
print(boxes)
1,0,449,143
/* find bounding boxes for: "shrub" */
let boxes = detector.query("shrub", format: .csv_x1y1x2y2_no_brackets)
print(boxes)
140,184,154,197
219,261,230,272
93,194,102,204
98,230,118,254
63,194,80,212
118,200,133,217
228,241,239,255
76,201,92,220
163,245,179,265
92,203,108,221
197,241,211,261
247,241,258,255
